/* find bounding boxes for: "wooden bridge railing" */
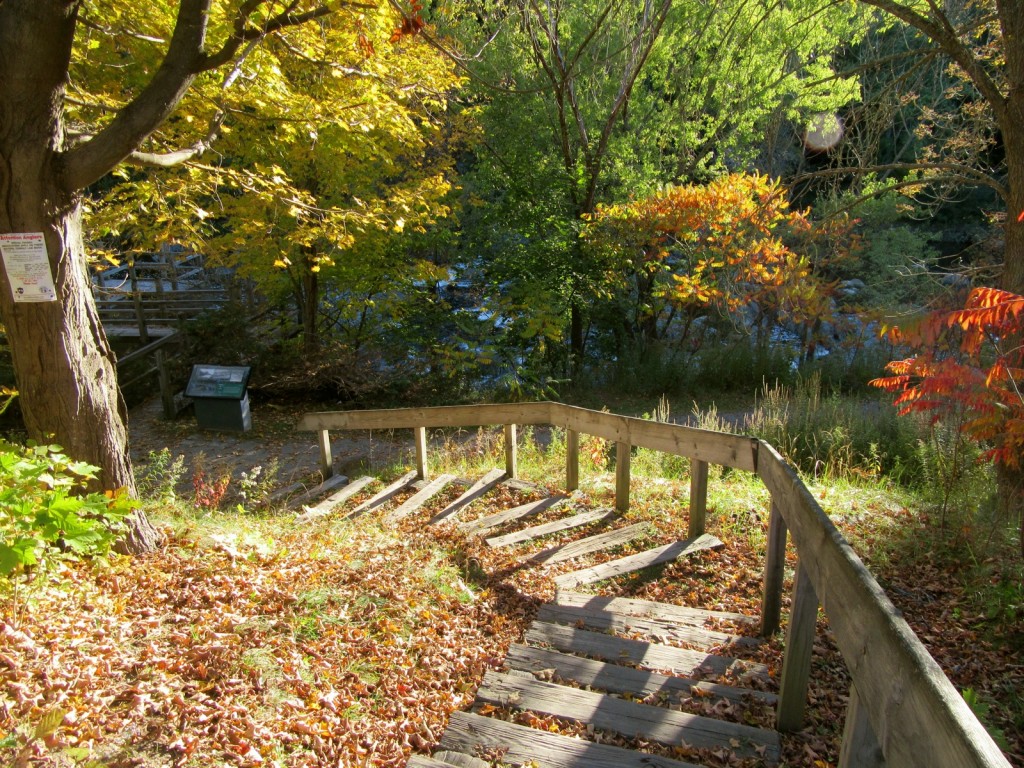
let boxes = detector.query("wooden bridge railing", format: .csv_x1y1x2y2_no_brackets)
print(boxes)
297,401,1011,768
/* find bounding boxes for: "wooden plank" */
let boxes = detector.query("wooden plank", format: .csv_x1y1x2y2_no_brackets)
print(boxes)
295,476,375,521
286,474,350,509
459,495,566,536
407,755,489,768
429,467,506,524
559,404,760,473
688,459,708,538
485,508,616,548
524,621,772,685
535,603,758,650
386,474,456,522
475,671,780,761
529,522,651,565
299,402,556,431
553,591,757,627
406,757,460,768
414,426,428,480
433,751,492,768
439,711,704,768
506,644,777,706
776,559,818,732
317,429,333,479
838,684,885,768
760,500,788,637
347,470,418,518
115,330,181,367
565,428,579,491
553,533,724,589
757,443,1011,768
615,441,631,512
504,423,517,479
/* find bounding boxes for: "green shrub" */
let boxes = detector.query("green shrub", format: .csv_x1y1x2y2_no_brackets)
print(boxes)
0,441,133,576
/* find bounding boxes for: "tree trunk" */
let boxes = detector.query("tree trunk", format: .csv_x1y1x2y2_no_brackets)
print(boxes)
0,3,158,554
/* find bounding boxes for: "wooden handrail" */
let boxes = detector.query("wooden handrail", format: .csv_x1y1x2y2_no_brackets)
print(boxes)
297,400,1012,768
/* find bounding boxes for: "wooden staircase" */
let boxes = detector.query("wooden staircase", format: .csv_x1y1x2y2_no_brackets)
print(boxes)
279,468,780,768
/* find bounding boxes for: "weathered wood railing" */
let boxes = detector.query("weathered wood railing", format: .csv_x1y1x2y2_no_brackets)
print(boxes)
297,401,1011,768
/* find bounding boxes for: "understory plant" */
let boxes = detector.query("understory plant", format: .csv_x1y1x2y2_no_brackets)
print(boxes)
0,441,133,577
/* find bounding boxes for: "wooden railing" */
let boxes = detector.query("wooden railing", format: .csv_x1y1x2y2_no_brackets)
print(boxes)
298,401,1011,768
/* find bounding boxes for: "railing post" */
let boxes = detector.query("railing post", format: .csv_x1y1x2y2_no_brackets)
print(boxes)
128,260,149,344
414,426,428,481
565,429,579,492
838,683,885,768
504,424,518,479
155,349,175,419
761,500,788,636
688,459,708,538
317,429,333,479
776,558,818,732
615,442,631,513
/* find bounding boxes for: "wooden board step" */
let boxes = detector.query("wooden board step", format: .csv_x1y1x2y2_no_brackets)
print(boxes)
295,476,375,521
553,533,724,589
475,671,780,761
346,470,418,518
407,753,490,768
506,643,777,706
486,508,617,548
459,495,566,535
525,621,772,686
536,603,760,650
439,711,704,768
554,590,757,627
386,474,456,522
529,521,652,565
433,751,491,768
430,468,506,524
283,474,349,509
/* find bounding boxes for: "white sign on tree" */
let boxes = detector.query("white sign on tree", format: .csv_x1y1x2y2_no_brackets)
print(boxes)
0,233,57,303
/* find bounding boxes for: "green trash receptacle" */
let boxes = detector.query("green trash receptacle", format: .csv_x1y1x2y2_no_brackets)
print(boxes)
185,364,252,432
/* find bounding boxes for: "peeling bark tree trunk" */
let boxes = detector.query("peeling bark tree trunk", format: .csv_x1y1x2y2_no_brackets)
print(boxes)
0,3,159,553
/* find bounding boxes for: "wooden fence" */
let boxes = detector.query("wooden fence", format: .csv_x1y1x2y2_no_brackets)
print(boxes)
94,252,252,417
298,401,1012,768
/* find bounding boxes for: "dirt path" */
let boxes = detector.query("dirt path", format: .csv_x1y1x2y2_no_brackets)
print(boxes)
127,396,408,498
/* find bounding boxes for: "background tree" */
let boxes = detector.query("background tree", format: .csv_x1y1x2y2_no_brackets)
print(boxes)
0,1,385,552
445,0,863,380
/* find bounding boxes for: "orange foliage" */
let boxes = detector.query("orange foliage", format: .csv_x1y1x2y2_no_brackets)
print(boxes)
583,173,855,328
872,286,1024,468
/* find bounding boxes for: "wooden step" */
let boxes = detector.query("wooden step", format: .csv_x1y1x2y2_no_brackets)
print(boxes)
475,671,780,761
486,508,617,548
529,521,652,565
283,473,349,509
536,603,759,649
295,476,375,521
406,752,490,768
386,473,456,522
459,495,566,535
553,533,724,589
553,590,757,627
433,751,491,768
430,468,506,524
439,711,704,768
506,643,777,706
347,470,418,518
525,621,772,685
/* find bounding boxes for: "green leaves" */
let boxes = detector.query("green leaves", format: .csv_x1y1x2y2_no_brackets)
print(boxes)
0,442,133,577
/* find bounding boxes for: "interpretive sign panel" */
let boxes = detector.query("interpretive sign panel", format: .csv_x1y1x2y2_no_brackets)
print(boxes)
0,233,57,302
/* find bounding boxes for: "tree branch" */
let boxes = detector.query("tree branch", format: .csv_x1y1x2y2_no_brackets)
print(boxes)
858,0,1008,128
62,1,372,191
